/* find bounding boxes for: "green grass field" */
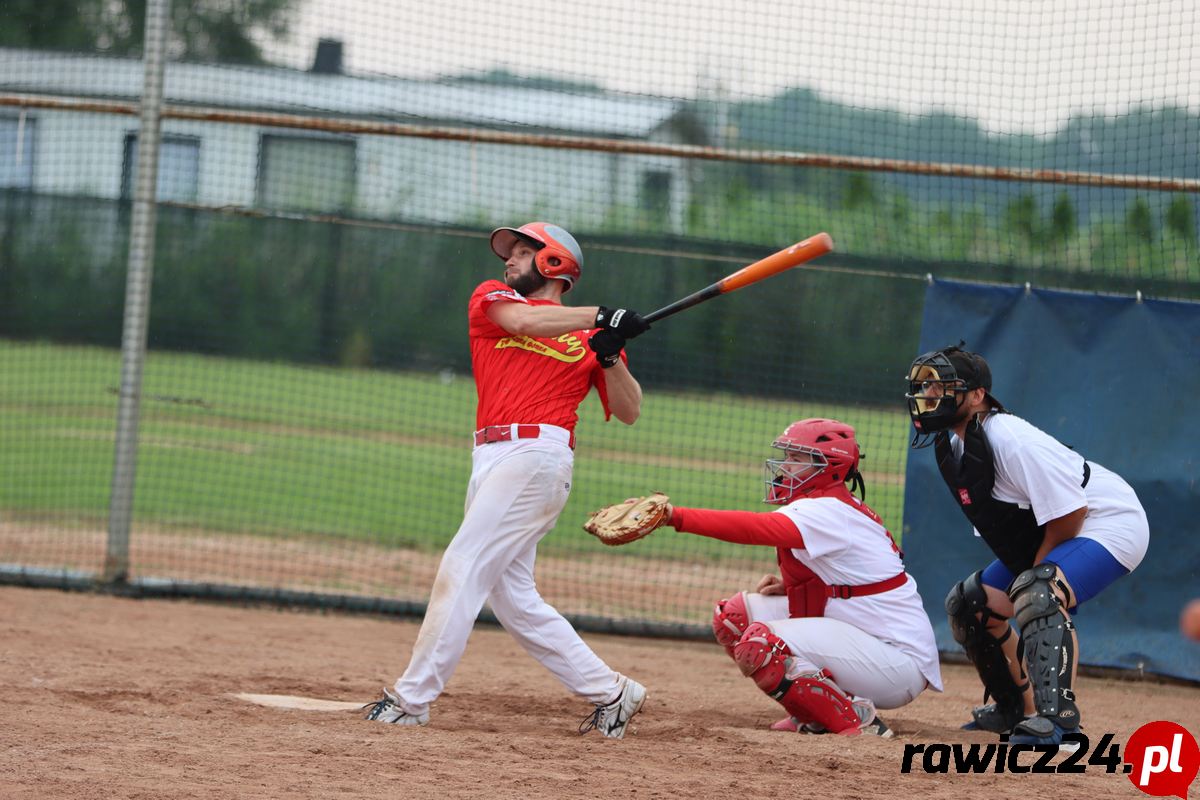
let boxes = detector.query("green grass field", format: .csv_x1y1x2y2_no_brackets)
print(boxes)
0,341,914,563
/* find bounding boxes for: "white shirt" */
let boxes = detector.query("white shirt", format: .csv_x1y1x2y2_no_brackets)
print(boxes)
950,413,1149,572
775,496,944,692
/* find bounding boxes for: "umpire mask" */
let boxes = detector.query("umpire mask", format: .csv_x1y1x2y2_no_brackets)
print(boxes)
905,345,993,448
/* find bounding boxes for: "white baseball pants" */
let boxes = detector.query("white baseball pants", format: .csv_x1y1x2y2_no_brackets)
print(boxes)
392,429,622,715
745,593,928,710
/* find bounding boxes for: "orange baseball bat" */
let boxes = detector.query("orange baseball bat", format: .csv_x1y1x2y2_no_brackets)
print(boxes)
643,233,834,324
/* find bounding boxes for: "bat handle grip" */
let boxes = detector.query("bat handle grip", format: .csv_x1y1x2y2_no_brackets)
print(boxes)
643,284,722,324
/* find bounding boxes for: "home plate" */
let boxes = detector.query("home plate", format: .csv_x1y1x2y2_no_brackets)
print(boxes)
234,693,363,711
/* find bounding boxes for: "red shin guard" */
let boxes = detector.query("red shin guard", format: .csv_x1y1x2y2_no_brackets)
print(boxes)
733,622,862,735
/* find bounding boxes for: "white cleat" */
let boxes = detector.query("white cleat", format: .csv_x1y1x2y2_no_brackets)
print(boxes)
362,688,430,726
579,675,647,739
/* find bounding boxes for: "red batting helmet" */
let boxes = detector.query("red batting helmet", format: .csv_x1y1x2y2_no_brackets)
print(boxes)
764,418,863,504
489,222,583,292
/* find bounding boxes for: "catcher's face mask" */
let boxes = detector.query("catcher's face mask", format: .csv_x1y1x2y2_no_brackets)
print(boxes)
763,443,828,505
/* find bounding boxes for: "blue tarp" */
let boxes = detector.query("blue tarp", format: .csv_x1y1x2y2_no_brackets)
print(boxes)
902,278,1200,682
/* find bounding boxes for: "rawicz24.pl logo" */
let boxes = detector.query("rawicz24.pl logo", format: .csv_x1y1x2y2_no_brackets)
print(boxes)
899,720,1198,797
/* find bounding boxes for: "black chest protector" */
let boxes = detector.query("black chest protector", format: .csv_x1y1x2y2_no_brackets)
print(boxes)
933,418,1044,574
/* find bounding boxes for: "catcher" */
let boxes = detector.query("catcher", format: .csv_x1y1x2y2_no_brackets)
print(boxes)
585,418,943,736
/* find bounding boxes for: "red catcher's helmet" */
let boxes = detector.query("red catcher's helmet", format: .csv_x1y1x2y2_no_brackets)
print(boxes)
764,418,862,504
489,222,583,292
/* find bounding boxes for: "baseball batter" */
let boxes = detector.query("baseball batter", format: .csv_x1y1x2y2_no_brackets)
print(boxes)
907,344,1149,746
665,418,942,736
364,222,651,738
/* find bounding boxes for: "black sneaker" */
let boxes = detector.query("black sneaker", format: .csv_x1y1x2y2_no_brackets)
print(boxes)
961,702,1024,733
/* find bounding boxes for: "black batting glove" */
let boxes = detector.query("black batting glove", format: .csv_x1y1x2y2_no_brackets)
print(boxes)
588,329,626,369
595,306,650,339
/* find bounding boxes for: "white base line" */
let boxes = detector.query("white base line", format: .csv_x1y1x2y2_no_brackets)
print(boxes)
234,693,363,711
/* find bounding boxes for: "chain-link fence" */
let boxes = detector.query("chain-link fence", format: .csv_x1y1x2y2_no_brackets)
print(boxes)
1,0,1196,635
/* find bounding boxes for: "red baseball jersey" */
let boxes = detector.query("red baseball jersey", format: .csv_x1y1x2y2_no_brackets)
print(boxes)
468,280,623,433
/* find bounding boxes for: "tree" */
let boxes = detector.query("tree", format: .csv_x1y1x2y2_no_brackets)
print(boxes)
1165,195,1196,243
842,172,877,210
1005,193,1039,243
0,0,102,52
0,0,295,65
1126,197,1155,243
1050,192,1076,242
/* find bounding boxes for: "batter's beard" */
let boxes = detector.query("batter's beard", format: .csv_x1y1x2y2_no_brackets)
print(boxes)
506,268,549,297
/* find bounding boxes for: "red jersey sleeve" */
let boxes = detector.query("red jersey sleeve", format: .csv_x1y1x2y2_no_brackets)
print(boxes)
669,506,805,548
468,280,527,338
589,347,629,421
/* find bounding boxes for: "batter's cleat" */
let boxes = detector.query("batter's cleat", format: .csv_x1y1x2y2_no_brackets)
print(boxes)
961,702,1025,733
362,688,429,726
578,675,647,740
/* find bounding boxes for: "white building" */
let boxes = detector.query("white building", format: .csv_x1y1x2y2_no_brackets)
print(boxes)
0,47,707,231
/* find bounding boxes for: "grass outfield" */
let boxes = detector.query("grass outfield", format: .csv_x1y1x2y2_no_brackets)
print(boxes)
0,341,914,562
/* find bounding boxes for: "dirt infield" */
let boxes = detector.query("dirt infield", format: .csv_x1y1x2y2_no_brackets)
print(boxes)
2,586,1197,800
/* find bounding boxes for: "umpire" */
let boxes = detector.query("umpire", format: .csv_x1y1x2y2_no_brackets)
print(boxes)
906,344,1149,746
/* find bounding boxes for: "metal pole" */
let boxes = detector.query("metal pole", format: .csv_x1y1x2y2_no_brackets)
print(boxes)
104,0,171,583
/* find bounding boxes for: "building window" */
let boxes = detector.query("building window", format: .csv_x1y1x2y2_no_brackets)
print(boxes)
0,114,36,189
640,170,671,222
257,134,356,213
122,134,201,202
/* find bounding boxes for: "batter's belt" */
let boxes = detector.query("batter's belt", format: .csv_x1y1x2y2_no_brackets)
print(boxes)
473,423,576,450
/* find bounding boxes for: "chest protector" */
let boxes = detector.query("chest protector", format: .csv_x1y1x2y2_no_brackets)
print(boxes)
777,485,906,619
933,418,1044,574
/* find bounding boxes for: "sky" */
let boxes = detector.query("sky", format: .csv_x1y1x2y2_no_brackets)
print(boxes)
259,0,1199,135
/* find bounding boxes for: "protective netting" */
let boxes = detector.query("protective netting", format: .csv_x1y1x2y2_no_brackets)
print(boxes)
1,0,1196,632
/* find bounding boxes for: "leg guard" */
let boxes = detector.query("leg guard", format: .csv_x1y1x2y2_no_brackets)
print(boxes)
945,571,1027,733
712,592,751,658
1009,564,1080,731
733,622,862,735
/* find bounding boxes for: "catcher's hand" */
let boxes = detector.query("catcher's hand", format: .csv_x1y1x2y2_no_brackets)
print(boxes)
755,574,786,596
583,492,672,546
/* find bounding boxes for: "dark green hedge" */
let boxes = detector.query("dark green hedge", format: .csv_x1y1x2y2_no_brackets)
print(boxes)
2,191,1192,404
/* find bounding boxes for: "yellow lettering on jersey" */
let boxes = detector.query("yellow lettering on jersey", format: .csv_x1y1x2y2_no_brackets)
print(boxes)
495,334,586,363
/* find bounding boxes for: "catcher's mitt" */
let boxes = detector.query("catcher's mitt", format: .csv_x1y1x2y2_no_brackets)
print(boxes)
583,492,671,546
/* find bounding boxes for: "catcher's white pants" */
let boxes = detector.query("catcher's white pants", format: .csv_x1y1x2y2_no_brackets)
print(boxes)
746,593,928,710
392,432,622,715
